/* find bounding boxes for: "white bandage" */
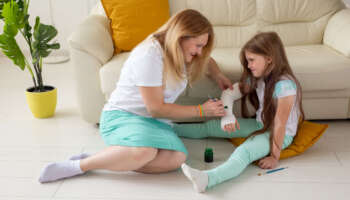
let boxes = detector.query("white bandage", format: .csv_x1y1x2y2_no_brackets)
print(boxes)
220,83,242,130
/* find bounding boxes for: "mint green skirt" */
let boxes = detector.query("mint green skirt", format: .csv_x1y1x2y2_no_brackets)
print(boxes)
99,110,188,156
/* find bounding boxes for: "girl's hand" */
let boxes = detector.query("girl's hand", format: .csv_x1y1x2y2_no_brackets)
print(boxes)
201,99,225,117
258,156,279,169
223,121,240,133
221,115,239,133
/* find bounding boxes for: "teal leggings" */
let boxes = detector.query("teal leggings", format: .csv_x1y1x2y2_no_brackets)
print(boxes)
173,118,293,188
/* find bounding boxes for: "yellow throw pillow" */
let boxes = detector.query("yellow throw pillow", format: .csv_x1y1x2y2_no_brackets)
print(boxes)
230,121,328,159
101,0,170,54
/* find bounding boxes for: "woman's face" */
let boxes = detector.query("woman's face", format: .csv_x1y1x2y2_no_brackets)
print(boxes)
180,33,209,63
245,50,272,78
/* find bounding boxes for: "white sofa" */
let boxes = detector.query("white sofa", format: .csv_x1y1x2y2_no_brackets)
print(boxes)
69,0,350,124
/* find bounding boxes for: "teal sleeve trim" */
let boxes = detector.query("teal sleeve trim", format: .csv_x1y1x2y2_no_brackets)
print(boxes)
273,80,297,98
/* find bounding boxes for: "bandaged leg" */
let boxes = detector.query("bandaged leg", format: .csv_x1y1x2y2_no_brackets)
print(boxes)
206,133,293,188
174,118,263,138
221,83,242,129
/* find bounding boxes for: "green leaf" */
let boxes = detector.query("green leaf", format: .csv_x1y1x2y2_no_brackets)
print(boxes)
23,16,32,39
0,0,26,21
0,0,11,20
3,21,17,36
1,0,27,29
0,0,27,70
0,32,26,70
47,43,60,49
32,16,60,59
2,0,19,24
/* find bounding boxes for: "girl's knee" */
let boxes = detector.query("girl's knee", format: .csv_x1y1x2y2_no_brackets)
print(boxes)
232,146,251,162
233,142,270,163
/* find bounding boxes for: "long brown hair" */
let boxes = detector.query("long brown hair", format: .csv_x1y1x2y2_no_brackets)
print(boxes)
152,9,214,87
239,32,305,135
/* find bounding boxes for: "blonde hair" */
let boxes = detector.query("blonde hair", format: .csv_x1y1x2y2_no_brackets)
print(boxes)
152,9,214,87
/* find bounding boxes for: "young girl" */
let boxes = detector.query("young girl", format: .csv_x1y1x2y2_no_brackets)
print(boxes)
38,9,233,183
174,31,305,193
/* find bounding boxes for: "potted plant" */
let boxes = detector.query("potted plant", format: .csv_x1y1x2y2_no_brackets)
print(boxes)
0,0,60,118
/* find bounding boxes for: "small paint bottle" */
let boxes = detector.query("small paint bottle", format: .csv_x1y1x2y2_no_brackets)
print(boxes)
204,148,213,163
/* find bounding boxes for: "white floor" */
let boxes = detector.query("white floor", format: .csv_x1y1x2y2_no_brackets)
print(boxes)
1,57,350,200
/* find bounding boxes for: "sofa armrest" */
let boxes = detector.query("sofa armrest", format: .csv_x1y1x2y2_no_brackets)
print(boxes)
68,14,114,123
70,48,106,124
324,9,350,58
68,15,114,65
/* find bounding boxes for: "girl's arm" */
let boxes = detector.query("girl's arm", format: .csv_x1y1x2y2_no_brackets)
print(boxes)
139,86,225,120
271,95,295,159
220,83,243,132
258,95,295,169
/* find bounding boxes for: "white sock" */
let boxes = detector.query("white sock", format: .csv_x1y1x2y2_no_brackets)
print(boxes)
39,160,84,183
69,153,90,160
181,163,208,193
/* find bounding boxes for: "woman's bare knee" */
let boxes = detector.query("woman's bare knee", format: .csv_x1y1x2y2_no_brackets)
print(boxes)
172,151,187,167
130,147,158,163
135,151,187,173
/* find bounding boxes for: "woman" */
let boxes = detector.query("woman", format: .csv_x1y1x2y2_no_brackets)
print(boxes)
39,9,233,183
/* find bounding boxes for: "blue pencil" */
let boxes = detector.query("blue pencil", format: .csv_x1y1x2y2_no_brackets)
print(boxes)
258,167,288,176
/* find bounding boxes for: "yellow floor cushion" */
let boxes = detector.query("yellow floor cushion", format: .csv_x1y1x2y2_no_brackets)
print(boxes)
230,121,328,159
101,0,170,54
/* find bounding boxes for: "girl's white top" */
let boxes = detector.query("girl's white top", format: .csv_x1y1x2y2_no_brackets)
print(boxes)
255,76,300,136
103,37,188,124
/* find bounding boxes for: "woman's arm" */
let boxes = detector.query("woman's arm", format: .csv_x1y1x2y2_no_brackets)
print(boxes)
258,95,295,169
139,86,225,120
206,57,233,90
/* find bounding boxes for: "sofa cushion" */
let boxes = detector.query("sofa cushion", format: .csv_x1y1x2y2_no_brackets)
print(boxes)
101,0,170,54
100,52,130,97
68,15,114,65
288,45,350,91
257,0,344,46
168,0,344,47
324,9,350,57
101,44,350,99
187,45,350,98
230,121,328,160
169,0,257,48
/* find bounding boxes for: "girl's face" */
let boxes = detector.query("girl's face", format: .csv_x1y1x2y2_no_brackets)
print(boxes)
180,33,208,63
245,50,272,78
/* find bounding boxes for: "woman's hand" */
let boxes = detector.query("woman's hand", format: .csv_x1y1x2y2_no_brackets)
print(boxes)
201,99,225,117
258,156,279,169
215,72,233,90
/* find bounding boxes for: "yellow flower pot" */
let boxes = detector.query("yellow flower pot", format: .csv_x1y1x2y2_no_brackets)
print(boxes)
25,86,57,118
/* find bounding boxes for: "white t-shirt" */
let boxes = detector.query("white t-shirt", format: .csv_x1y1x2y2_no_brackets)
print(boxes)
255,76,300,136
103,37,188,124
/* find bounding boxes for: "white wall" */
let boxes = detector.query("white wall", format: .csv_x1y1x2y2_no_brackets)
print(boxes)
345,0,350,6
0,0,99,54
